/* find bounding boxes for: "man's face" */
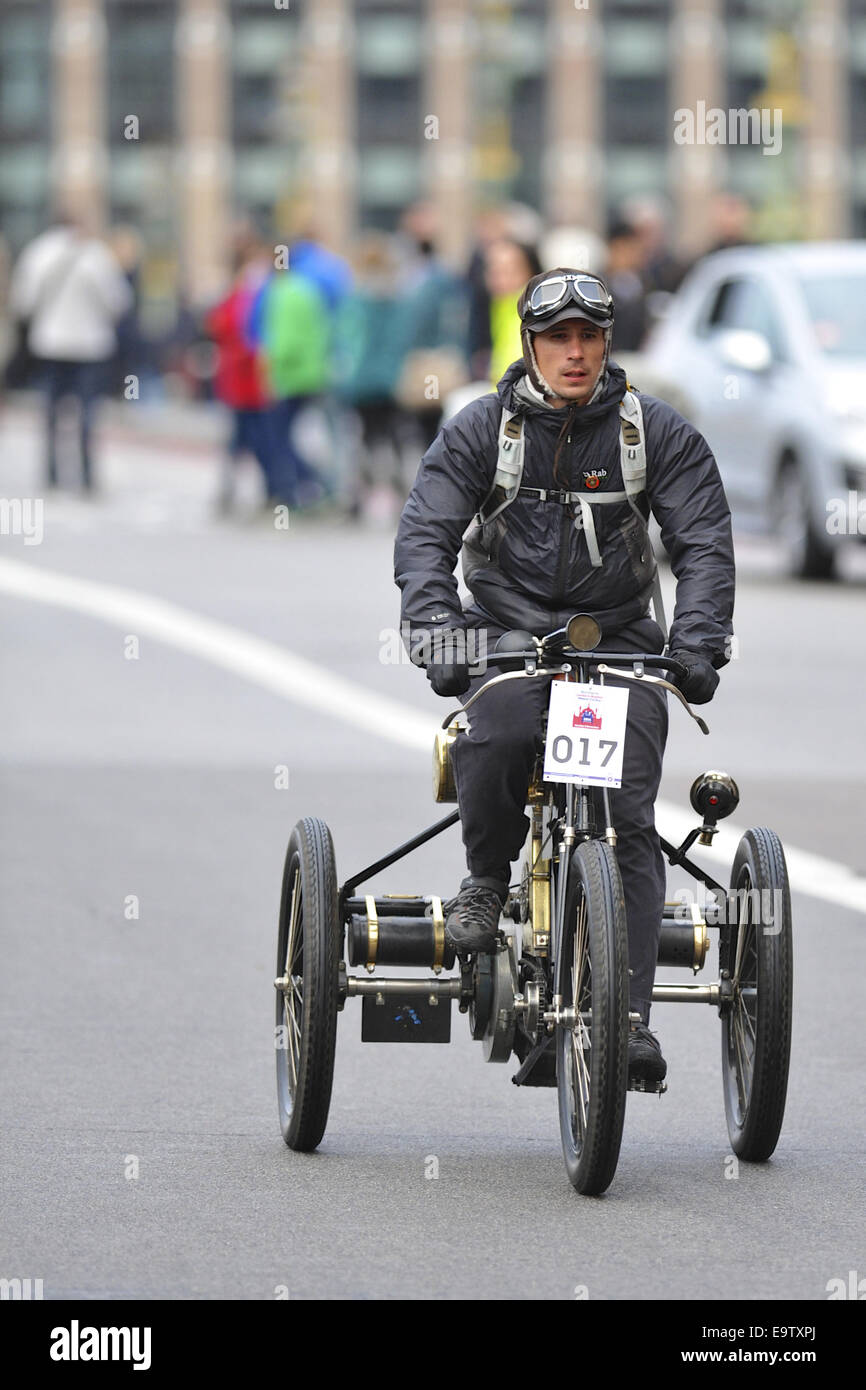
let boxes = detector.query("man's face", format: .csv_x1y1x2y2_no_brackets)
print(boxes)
531,318,607,406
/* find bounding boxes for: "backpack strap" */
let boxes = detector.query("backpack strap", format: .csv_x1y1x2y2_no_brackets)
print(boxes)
476,409,525,525
620,388,646,513
619,389,667,640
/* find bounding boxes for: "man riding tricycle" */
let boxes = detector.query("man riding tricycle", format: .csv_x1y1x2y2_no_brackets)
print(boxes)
274,269,792,1194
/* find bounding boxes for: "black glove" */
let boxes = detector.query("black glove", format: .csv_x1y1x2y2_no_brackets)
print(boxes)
668,649,719,705
412,625,471,698
426,662,471,698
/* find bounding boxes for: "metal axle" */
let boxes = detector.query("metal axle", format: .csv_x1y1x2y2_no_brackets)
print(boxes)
652,982,721,1004
344,976,462,998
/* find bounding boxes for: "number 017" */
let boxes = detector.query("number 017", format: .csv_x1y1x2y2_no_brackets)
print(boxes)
551,735,618,767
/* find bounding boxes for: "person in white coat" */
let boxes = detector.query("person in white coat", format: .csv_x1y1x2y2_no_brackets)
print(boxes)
9,213,133,491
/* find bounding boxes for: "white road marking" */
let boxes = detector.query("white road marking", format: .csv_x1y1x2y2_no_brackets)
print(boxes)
2,555,864,916
0,557,432,750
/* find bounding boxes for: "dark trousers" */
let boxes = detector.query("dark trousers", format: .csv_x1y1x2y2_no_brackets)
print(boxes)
450,612,669,1023
40,358,106,490
222,407,273,504
266,395,323,505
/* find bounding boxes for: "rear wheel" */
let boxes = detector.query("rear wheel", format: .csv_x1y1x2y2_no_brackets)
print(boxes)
721,828,792,1160
275,818,341,1151
555,840,629,1195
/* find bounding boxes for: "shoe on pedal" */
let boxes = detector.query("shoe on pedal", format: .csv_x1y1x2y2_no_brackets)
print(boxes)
444,876,508,957
627,1022,667,1087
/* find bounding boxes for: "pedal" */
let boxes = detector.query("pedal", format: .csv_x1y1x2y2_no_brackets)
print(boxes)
627,1078,668,1095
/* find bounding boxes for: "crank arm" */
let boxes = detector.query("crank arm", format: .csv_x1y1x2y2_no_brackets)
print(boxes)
596,664,709,735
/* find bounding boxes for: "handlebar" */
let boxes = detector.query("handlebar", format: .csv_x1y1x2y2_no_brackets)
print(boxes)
444,647,708,735
481,650,688,679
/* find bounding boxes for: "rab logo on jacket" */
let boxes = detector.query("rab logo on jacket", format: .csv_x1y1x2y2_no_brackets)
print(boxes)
574,706,602,730
582,468,606,490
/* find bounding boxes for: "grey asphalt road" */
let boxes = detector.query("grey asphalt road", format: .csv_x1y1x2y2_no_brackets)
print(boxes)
1,406,864,1301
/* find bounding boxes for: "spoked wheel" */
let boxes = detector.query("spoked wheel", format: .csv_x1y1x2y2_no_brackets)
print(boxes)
275,817,341,1151
721,827,792,1161
555,840,629,1195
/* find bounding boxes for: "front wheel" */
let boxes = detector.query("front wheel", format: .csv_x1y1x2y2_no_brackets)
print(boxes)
555,840,629,1195
721,827,792,1161
275,817,341,1151
777,460,837,581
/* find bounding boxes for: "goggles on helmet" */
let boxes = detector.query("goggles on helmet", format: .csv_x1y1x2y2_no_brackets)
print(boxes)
526,272,613,321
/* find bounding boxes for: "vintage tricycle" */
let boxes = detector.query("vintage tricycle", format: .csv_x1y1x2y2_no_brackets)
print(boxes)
275,614,792,1194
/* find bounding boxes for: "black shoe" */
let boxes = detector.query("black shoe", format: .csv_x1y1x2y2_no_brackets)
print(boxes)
444,877,508,957
627,1023,667,1085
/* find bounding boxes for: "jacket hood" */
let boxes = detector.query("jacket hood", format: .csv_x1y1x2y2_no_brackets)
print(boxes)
495,357,629,426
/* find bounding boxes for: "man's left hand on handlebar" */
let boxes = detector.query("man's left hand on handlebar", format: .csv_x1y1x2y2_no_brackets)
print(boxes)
667,649,720,705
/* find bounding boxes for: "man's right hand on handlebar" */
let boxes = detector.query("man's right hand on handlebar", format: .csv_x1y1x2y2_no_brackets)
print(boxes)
410,624,473,698
426,662,471,698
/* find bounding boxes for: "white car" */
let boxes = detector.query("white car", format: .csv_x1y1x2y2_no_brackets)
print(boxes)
643,242,866,579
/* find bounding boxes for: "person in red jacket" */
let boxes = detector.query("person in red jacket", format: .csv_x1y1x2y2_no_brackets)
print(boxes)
206,237,273,512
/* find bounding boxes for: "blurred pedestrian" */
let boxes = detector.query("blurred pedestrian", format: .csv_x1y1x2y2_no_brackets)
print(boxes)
465,203,546,380
619,194,686,297
255,262,331,508
605,220,649,352
287,226,353,315
394,202,469,451
205,232,273,513
335,233,411,522
8,210,133,491
106,225,146,397
464,205,509,381
484,237,542,385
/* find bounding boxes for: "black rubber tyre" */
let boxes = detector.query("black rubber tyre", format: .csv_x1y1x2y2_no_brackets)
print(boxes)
275,817,340,1151
721,828,793,1161
777,459,837,581
555,840,629,1195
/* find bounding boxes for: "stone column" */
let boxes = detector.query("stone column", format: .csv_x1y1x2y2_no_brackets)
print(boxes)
669,0,726,259
802,0,849,239
51,0,108,231
424,0,473,268
176,0,232,306
299,0,355,252
545,0,604,235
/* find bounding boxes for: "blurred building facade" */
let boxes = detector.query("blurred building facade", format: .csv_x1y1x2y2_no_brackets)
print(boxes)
1,0,863,313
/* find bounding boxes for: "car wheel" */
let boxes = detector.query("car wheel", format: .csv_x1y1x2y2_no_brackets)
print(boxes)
776,459,837,581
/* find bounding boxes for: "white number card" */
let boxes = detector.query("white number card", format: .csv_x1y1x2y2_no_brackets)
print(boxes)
542,680,630,787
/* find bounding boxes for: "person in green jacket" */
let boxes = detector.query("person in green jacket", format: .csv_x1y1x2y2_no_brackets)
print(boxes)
259,268,331,506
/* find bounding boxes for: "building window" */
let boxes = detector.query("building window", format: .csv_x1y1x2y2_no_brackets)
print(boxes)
106,1,175,145
0,2,51,251
229,4,304,232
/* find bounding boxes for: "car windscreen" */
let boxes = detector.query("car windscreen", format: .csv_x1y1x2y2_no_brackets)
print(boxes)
799,273,866,356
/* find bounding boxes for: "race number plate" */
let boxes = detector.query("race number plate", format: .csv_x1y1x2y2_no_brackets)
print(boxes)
542,680,630,787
